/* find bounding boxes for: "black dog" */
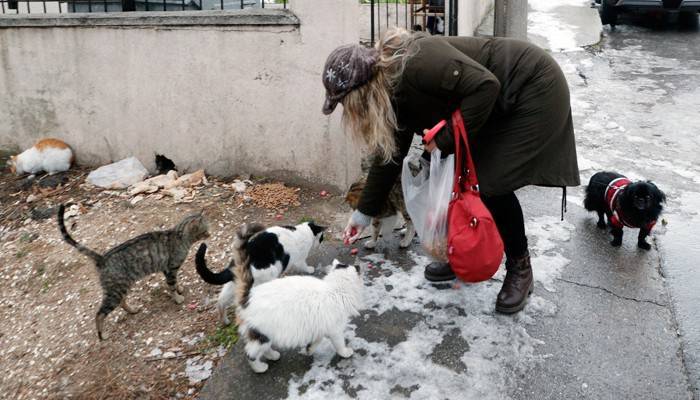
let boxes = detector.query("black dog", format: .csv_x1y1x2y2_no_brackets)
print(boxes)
584,171,665,250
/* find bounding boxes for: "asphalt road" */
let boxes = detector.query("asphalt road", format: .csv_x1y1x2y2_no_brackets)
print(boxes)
564,8,700,396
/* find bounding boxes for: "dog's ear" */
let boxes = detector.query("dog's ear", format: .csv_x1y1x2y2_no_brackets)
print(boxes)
647,181,666,203
658,188,667,204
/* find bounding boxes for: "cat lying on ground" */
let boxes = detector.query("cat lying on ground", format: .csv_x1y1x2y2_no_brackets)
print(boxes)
57,204,209,340
195,221,326,325
9,138,74,176
229,223,363,373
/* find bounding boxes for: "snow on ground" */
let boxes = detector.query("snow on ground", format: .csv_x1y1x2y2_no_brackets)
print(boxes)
528,0,591,51
286,216,574,400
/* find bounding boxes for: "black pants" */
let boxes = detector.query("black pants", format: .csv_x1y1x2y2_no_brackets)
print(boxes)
481,192,528,260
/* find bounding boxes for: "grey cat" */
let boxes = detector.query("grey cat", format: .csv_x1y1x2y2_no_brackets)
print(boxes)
57,204,209,340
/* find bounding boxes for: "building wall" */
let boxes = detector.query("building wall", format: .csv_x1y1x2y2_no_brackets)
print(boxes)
457,0,494,36
0,1,363,190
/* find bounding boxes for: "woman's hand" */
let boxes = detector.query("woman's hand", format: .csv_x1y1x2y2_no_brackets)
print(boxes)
423,129,438,153
343,210,372,245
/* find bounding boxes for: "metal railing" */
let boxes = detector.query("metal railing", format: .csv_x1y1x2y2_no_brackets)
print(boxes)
0,0,286,14
365,0,457,46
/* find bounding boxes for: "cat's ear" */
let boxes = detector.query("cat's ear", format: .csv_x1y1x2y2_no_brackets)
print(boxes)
308,221,327,237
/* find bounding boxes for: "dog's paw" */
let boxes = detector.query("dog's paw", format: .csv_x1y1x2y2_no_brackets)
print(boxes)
610,239,622,247
638,241,652,251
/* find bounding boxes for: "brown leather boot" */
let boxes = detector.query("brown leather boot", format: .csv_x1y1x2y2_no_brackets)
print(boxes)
495,251,533,314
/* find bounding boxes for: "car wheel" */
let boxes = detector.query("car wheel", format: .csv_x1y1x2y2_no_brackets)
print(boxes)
600,0,618,26
679,11,698,27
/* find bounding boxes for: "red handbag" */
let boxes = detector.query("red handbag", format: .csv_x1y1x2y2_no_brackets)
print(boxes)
447,111,504,282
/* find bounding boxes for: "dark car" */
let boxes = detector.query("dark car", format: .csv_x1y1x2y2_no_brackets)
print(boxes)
596,0,700,26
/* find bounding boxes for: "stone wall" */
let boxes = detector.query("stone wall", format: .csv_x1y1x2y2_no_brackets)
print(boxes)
0,1,362,189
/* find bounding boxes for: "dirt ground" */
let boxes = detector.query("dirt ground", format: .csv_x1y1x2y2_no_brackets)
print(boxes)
0,158,348,399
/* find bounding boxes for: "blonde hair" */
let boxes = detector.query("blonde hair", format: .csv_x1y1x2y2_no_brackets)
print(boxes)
341,28,419,164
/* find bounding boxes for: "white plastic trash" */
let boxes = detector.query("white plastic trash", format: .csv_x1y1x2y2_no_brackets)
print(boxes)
87,157,148,189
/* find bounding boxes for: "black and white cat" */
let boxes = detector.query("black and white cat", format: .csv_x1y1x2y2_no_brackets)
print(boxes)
230,224,363,373
195,221,326,325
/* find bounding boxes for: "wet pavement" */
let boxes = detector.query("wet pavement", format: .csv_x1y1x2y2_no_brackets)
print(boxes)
200,6,700,400
558,10,700,396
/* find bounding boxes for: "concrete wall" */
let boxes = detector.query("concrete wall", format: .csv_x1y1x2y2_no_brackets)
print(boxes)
457,0,493,36
0,1,363,190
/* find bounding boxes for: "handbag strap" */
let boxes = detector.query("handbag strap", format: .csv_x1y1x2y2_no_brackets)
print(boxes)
452,110,479,193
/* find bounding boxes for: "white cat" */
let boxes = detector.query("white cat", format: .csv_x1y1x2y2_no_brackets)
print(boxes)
236,253,363,373
9,138,74,176
195,221,326,325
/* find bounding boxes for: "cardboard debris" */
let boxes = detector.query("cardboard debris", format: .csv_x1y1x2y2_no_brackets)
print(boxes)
164,169,207,190
127,169,206,203
163,187,187,202
128,170,179,196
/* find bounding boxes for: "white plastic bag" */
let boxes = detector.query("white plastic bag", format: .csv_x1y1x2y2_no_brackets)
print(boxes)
401,150,454,261
87,157,148,189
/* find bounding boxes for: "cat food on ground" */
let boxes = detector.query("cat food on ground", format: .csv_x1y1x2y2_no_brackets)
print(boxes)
247,182,301,211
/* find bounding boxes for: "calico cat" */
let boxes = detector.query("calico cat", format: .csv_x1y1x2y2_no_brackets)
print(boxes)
345,176,415,249
195,221,326,325
231,224,363,373
9,138,74,176
57,204,209,340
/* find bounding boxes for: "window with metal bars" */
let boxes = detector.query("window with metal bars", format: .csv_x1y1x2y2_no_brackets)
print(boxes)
0,0,286,14
364,0,458,47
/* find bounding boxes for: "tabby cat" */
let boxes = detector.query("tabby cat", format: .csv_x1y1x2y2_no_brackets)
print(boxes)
344,176,415,249
57,204,209,340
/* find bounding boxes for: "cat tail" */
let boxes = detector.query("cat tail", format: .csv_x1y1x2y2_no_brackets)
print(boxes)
195,243,234,285
57,204,103,263
233,223,266,310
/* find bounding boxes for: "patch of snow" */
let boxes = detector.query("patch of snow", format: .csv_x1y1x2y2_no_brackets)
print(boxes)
287,216,573,399
528,0,588,52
